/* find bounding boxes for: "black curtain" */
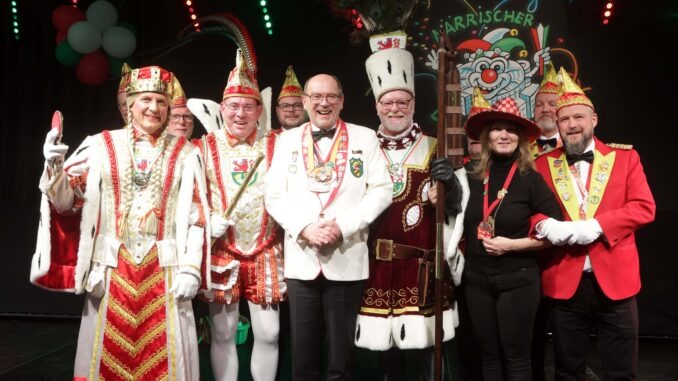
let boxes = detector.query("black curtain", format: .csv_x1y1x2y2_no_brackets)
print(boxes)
1,0,676,336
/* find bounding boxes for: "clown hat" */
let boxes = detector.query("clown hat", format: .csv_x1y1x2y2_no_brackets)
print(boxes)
556,67,594,112
278,65,303,100
126,66,173,96
469,87,492,116
465,97,539,141
117,62,132,95
365,31,415,101
222,49,261,102
537,62,559,95
171,76,187,109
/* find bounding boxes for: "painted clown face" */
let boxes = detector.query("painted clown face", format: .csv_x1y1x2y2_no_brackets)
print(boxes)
460,50,528,100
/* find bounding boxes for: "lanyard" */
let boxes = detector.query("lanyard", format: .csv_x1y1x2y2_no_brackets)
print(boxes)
482,161,518,221
569,163,589,219
381,133,420,166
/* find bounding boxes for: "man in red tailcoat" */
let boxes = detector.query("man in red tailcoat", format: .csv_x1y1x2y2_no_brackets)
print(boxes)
535,68,655,380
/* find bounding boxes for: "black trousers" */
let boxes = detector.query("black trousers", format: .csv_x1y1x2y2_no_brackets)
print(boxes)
463,266,541,381
530,298,549,381
380,346,437,381
287,275,365,381
548,272,639,381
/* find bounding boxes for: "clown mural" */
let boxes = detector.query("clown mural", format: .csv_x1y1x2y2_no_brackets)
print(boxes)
404,0,584,122
454,26,550,117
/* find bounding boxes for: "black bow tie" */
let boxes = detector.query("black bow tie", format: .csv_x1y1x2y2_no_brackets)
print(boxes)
312,127,336,142
536,137,558,149
566,150,594,165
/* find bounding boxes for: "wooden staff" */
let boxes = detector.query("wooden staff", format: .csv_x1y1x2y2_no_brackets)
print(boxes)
225,153,265,218
212,153,265,246
434,26,465,381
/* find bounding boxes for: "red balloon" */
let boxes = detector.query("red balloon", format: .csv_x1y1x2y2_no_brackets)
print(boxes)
52,5,86,33
55,30,67,44
76,50,110,85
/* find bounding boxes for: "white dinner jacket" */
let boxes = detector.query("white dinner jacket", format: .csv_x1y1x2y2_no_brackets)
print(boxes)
264,122,393,281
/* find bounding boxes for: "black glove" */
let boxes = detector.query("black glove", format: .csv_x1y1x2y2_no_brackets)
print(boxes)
430,158,462,217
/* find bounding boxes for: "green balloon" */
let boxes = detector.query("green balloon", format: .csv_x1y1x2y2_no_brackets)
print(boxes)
55,40,82,67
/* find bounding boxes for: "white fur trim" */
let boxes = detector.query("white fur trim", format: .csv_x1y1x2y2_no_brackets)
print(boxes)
354,314,394,351
175,149,210,287
30,195,65,290
256,86,272,140
445,168,469,285
391,309,456,350
365,49,415,101
73,167,102,294
187,98,224,133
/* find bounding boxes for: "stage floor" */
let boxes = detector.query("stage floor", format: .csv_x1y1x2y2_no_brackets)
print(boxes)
0,316,676,380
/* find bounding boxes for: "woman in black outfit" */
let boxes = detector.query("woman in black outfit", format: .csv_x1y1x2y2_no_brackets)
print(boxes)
461,93,562,381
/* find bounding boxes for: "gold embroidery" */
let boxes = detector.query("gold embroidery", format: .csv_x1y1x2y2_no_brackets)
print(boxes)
167,271,177,381
108,295,165,328
111,271,164,300
119,245,159,268
101,346,168,380
607,143,633,150
104,321,166,356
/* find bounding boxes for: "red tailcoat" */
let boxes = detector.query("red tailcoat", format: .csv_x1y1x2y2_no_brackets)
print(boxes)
534,138,655,300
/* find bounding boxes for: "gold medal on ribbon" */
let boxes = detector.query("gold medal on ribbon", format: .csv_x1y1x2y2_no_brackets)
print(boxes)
308,163,336,192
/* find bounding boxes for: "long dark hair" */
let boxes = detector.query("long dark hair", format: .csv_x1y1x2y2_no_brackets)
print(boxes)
469,121,534,180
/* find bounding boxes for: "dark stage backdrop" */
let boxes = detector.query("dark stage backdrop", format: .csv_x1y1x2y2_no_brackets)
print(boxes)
1,0,676,336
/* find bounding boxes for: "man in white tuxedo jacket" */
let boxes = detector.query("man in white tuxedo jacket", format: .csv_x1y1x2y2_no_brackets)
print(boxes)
264,74,392,380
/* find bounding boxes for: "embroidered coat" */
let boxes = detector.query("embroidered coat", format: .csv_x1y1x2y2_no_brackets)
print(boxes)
31,129,209,380
354,128,468,350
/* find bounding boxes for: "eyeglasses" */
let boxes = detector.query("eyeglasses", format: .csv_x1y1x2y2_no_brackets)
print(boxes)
170,114,194,123
304,93,342,104
278,102,304,111
224,103,259,114
378,98,414,110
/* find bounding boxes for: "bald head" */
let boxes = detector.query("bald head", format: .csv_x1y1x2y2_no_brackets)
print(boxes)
302,74,345,130
303,74,343,95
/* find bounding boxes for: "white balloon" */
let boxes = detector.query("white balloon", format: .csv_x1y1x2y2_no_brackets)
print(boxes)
67,21,102,54
102,26,136,59
86,0,118,32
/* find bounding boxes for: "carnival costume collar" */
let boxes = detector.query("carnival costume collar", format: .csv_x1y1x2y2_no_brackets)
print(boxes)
377,123,421,150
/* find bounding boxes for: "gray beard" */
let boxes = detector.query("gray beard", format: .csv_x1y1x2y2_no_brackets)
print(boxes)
380,115,413,135
564,133,593,155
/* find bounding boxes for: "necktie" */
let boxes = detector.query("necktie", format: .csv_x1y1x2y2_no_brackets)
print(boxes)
566,150,594,165
536,137,557,149
312,128,336,142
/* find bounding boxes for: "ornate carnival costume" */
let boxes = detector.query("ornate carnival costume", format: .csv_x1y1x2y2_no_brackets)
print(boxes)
355,31,467,351
32,66,210,380
189,47,283,381
199,50,284,306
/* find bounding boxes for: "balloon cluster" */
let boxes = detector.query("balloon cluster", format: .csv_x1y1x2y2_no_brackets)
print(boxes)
53,1,137,85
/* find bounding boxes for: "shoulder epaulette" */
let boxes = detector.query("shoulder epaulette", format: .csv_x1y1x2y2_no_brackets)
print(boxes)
607,143,633,150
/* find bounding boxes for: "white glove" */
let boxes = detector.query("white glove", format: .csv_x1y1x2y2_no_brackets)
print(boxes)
537,218,576,246
170,273,200,300
568,219,603,245
85,263,106,298
43,128,69,168
210,214,235,238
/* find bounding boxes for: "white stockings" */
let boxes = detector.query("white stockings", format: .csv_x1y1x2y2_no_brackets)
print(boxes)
209,301,280,381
